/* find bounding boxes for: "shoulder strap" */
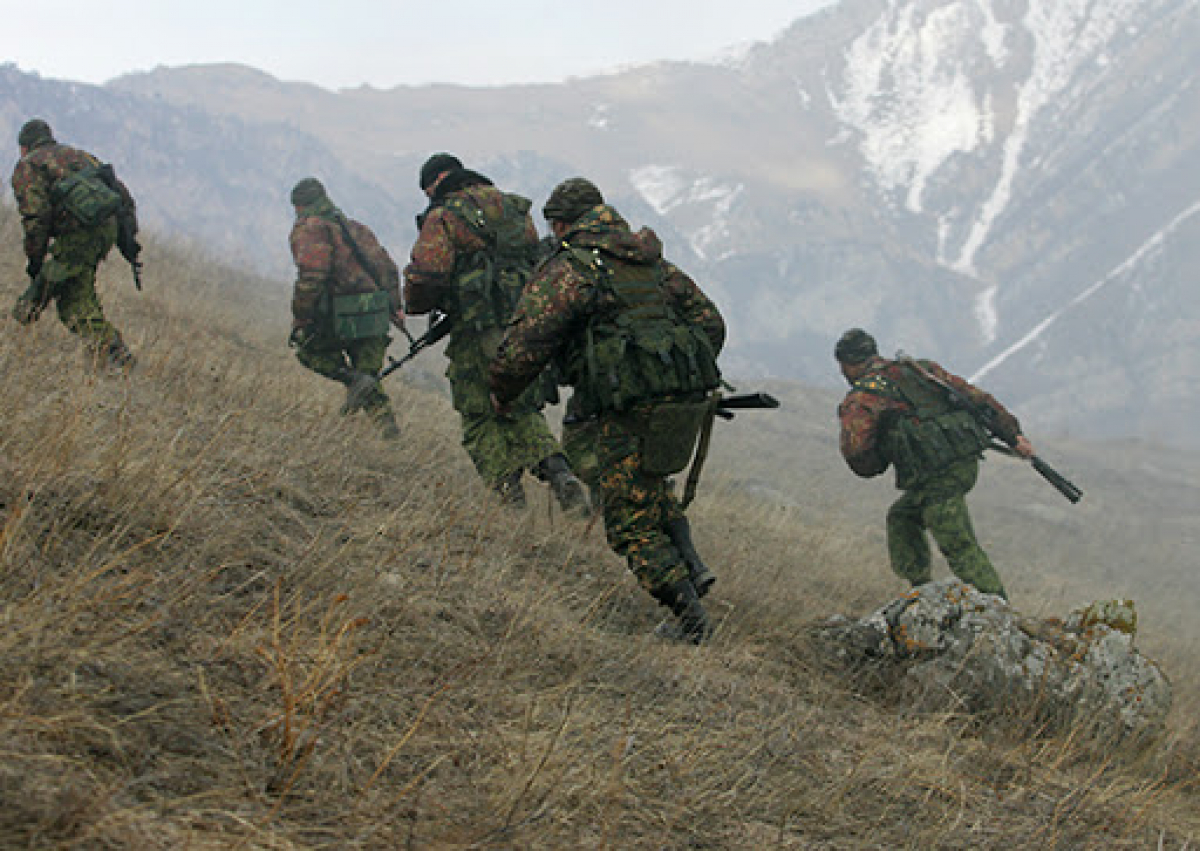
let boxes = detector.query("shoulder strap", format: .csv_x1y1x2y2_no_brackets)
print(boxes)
333,215,384,291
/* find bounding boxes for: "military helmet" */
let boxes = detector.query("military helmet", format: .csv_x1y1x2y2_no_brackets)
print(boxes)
419,152,463,190
834,328,879,364
542,177,604,224
18,118,54,148
290,177,327,206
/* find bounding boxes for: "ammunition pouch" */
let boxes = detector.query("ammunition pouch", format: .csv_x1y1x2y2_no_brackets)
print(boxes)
624,399,710,476
330,290,391,341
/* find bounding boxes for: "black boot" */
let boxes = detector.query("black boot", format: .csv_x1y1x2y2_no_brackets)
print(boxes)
340,371,380,415
667,517,715,598
650,578,712,645
534,454,590,515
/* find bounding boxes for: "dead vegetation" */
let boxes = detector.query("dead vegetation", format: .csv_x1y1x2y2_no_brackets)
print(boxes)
0,207,1197,849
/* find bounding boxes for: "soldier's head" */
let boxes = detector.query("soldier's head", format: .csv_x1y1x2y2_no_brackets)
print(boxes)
290,177,328,209
419,152,463,196
834,328,879,382
542,177,604,236
18,118,54,152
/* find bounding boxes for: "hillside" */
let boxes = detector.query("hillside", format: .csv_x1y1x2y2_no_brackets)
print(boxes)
0,212,1197,848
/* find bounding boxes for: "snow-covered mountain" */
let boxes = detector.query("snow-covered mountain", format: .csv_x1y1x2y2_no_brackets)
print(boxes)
3,0,1198,446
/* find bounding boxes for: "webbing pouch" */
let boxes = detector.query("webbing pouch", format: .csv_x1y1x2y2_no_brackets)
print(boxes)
331,290,391,340
633,401,709,476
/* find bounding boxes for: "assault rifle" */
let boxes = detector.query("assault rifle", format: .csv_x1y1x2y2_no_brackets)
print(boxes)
379,312,452,380
682,390,781,508
715,391,780,420
896,355,1083,504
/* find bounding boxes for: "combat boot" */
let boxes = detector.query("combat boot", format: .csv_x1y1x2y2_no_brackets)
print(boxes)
535,453,590,515
341,371,380,415
494,470,527,508
666,516,715,598
650,578,712,645
376,410,401,441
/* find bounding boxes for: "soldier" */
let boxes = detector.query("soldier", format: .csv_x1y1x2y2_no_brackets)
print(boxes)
834,328,1036,599
489,178,725,644
403,153,586,511
288,177,403,439
10,118,136,370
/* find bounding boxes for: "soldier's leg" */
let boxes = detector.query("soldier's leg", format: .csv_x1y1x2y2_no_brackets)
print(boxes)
347,336,399,438
924,494,1007,598
886,490,933,586
47,225,127,363
595,418,688,590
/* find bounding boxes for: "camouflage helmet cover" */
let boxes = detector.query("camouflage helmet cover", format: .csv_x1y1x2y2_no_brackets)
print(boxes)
542,177,604,223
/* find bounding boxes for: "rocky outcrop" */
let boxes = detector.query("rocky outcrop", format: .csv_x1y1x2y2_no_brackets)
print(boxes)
818,580,1172,742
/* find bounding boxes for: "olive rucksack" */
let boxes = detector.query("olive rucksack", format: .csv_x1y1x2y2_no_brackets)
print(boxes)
51,164,123,228
864,362,992,488
561,245,721,418
442,192,536,332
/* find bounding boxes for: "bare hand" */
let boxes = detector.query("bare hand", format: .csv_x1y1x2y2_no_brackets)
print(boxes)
1012,435,1035,459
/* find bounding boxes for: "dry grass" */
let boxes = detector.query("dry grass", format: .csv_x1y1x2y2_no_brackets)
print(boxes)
0,206,1197,849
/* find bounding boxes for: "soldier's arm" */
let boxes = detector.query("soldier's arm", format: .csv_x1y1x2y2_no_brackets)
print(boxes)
402,208,459,315
927,360,1023,445
289,218,333,327
663,262,726,355
838,391,891,478
489,259,587,405
11,160,53,268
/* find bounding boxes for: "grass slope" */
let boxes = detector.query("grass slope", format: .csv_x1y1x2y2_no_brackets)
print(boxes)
1,210,1196,849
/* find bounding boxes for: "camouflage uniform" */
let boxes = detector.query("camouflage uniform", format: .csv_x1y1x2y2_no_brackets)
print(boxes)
403,165,566,497
10,119,133,366
837,341,1023,599
490,182,725,641
288,178,402,436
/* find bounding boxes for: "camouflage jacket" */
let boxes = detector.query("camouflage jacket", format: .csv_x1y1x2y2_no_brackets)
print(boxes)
837,356,1022,479
402,172,538,316
11,138,130,265
489,205,725,406
289,201,400,327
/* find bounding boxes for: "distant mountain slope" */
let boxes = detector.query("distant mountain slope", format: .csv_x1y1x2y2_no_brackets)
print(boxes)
4,0,1199,446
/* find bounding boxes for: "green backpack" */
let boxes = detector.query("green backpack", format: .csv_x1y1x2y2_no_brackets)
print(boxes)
562,246,721,418
866,363,992,488
51,164,123,228
443,193,536,332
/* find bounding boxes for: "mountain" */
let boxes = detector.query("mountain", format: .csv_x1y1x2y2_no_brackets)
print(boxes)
3,0,1199,446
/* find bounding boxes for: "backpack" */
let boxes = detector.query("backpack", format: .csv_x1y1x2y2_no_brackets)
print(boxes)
860,362,991,488
561,246,721,418
443,192,536,332
51,164,123,228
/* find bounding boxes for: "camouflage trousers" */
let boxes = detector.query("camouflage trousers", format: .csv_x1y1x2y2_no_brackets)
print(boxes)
594,413,689,594
23,221,124,351
295,333,394,416
886,458,1007,599
561,415,600,490
446,334,561,486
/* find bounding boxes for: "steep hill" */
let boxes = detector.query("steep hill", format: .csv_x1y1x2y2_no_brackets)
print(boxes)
0,208,1197,847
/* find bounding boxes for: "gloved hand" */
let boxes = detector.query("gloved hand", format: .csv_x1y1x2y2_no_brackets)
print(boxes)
25,256,43,280
288,324,313,348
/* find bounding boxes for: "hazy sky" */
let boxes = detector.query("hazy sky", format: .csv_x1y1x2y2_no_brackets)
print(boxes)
3,1,840,90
